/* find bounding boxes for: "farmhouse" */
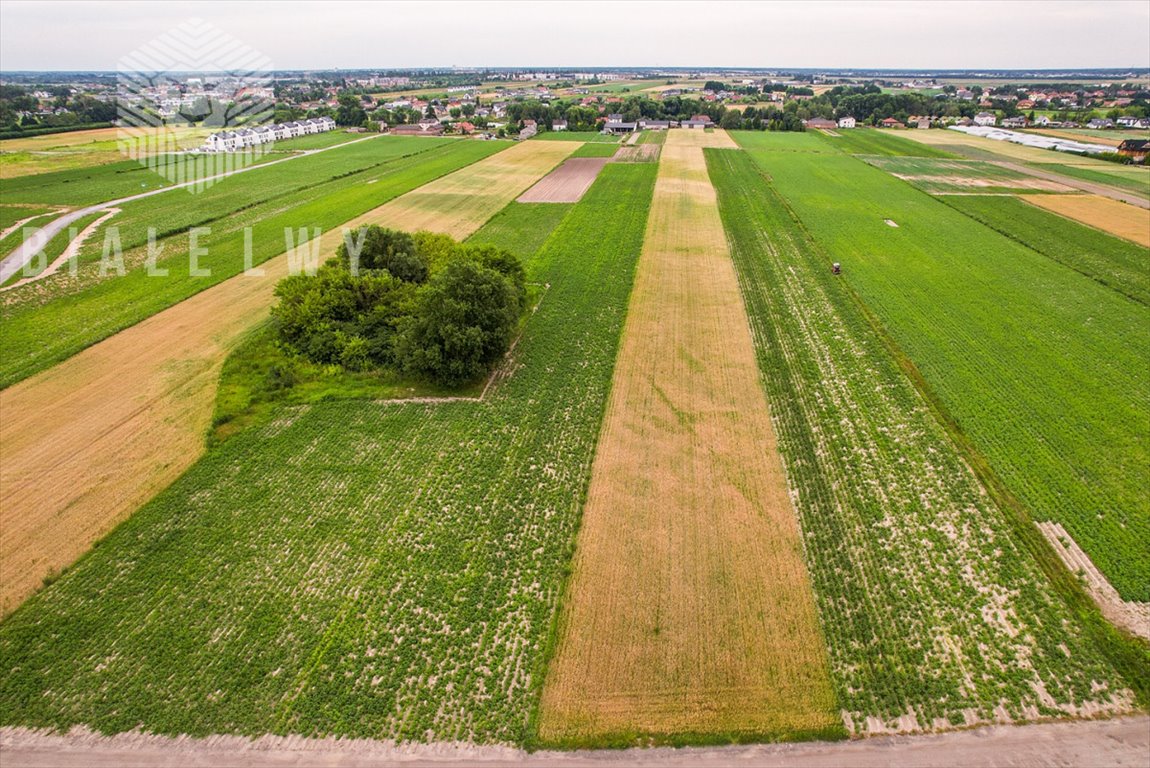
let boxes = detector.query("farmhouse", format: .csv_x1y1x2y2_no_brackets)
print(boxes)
603,120,638,134
638,119,671,130
1001,116,1028,128
974,111,997,127
880,117,903,128
552,119,568,131
1118,139,1149,162
1087,118,1115,129
203,116,335,151
837,116,856,129
391,120,446,136
680,118,711,129
804,117,837,130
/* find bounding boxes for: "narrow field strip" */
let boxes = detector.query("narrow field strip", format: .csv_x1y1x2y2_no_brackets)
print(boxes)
350,140,577,238
0,140,566,616
1022,193,1150,247
538,130,837,745
518,158,609,203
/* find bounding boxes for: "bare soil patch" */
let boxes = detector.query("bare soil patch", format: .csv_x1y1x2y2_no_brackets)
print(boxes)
1023,193,1150,246
610,144,661,163
1038,522,1150,640
538,133,835,743
517,158,609,203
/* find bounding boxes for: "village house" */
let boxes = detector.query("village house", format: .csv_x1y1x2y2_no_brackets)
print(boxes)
804,117,836,130
1088,118,1115,129
552,119,568,131
974,111,997,127
880,117,904,128
603,120,638,134
390,120,446,136
638,119,671,130
1001,116,1028,128
837,116,856,129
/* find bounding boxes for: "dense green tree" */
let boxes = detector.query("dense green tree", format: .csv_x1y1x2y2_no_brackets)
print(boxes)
396,259,521,386
337,225,428,283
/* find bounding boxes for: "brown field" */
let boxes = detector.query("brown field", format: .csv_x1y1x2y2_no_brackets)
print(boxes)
0,140,571,616
518,158,609,202
1023,193,1150,246
350,140,575,237
537,130,836,744
610,144,661,163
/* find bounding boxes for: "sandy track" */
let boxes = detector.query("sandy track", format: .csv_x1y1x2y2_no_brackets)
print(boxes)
0,140,574,617
518,158,609,203
538,130,834,742
1023,193,1150,245
2,717,1147,767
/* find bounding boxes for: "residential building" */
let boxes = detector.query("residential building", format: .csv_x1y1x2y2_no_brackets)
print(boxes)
837,116,856,129
804,117,837,130
1118,139,1149,161
974,111,997,127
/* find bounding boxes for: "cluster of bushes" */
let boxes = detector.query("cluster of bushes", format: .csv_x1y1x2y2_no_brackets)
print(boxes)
272,226,526,386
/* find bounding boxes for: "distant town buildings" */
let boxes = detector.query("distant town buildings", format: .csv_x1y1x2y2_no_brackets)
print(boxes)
204,116,335,151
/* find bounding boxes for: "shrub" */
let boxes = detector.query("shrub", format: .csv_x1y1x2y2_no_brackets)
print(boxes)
396,259,521,386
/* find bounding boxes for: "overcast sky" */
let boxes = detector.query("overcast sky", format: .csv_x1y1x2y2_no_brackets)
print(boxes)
1,0,1148,71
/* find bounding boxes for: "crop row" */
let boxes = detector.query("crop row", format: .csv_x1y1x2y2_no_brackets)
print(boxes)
705,147,1137,733
0,164,658,743
737,140,1150,602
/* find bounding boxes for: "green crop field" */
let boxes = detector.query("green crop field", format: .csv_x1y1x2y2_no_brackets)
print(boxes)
942,194,1150,305
0,139,505,389
862,156,1069,194
0,163,658,743
735,134,1150,602
707,147,1147,730
533,132,620,143
635,130,667,145
1031,163,1150,196
568,142,620,158
823,128,955,157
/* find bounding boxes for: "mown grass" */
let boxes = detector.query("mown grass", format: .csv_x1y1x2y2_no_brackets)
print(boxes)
0,140,504,389
0,163,658,744
706,146,1149,729
736,134,1150,602
942,194,1150,305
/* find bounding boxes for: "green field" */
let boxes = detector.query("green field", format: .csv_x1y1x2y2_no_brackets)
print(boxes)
0,164,658,742
863,156,1069,194
1031,162,1150,196
568,142,620,158
823,128,955,157
634,130,668,145
0,139,505,389
533,132,620,143
706,147,1143,729
942,194,1150,305
735,134,1150,602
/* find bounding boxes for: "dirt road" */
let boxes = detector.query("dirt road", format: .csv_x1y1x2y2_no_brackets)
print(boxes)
2,717,1148,767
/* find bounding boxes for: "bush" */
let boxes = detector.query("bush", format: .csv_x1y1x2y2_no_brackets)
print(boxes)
338,225,429,283
272,228,526,387
396,259,521,386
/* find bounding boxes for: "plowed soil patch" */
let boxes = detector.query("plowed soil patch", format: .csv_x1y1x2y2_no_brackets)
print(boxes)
518,158,609,202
